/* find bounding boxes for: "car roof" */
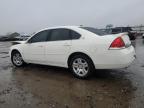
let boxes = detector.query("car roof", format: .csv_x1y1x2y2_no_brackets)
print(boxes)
39,26,80,31
31,26,82,36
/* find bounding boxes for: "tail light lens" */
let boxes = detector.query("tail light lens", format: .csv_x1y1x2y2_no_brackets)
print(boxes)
109,37,125,49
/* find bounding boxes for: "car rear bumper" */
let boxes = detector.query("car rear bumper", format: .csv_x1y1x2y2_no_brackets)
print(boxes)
94,46,136,69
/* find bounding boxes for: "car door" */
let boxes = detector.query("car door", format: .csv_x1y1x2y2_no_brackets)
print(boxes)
22,30,49,64
45,28,72,66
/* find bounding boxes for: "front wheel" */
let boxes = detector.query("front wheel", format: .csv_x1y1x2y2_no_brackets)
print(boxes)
69,55,95,79
11,51,25,67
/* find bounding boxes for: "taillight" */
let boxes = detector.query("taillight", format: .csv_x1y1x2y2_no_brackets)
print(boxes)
109,37,125,49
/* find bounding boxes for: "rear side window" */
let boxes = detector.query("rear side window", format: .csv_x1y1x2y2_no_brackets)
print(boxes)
80,27,108,36
49,29,71,41
71,30,81,39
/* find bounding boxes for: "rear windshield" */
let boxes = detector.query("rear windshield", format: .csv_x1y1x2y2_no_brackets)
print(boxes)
80,27,108,36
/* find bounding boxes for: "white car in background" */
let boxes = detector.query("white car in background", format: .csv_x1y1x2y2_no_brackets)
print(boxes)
10,26,136,79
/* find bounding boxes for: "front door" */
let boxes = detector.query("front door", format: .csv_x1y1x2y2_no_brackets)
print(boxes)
22,30,49,64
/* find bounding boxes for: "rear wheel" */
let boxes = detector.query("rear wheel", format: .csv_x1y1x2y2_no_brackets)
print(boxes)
11,51,25,67
69,55,95,79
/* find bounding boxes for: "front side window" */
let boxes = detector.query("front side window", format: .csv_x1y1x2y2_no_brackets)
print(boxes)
28,30,49,43
49,29,71,41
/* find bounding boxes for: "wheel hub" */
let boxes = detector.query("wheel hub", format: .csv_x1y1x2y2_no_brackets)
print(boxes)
72,58,89,77
13,53,23,66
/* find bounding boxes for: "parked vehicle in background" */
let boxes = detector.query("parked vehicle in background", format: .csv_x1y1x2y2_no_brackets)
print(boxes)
142,33,144,39
0,32,30,41
102,27,136,40
111,27,136,40
10,26,136,79
19,35,30,41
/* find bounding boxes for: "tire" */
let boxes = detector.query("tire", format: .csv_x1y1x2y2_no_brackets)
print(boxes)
69,54,95,79
11,51,25,67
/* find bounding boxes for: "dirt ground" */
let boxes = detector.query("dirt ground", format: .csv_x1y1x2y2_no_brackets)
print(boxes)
0,37,144,108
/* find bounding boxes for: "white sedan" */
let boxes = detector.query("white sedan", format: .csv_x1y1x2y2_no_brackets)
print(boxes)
10,26,136,78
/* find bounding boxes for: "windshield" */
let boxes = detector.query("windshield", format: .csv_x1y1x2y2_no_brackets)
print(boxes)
80,27,108,36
